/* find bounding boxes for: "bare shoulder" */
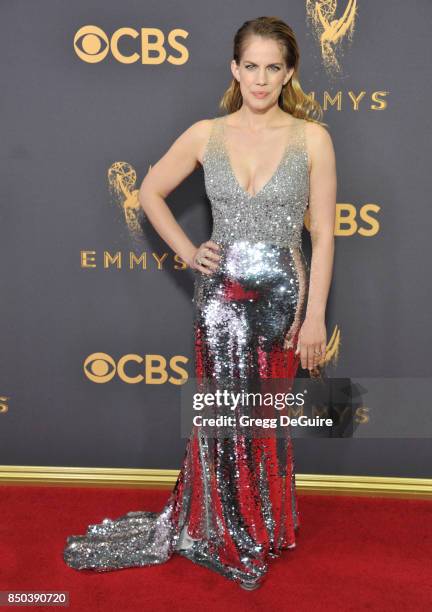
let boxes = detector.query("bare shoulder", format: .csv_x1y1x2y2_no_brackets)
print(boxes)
301,119,332,147
174,118,216,165
191,118,218,165
303,119,335,170
173,118,213,146
184,118,214,137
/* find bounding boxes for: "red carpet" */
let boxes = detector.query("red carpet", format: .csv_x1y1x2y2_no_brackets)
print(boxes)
1,485,431,611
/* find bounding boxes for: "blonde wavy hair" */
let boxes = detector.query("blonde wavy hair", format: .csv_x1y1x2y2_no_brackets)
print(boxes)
219,16,326,126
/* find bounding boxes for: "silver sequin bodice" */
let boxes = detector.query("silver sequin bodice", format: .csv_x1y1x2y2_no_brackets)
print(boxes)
202,115,309,248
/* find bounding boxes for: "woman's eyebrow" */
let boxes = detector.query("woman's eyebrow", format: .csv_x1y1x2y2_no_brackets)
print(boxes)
242,60,283,66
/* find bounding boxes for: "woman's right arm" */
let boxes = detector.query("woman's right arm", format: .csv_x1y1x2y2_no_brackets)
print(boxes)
138,120,220,273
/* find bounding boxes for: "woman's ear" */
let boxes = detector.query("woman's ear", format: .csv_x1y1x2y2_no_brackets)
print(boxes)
283,67,295,86
230,59,240,83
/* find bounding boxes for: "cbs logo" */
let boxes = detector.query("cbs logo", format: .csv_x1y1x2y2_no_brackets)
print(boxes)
74,25,189,64
304,204,380,236
84,352,188,384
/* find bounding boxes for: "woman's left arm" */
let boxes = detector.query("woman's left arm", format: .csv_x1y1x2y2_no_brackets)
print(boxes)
296,121,337,371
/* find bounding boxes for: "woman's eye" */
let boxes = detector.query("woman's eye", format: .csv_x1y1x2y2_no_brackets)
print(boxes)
244,64,280,71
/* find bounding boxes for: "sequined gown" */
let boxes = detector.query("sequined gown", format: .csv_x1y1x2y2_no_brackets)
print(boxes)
63,115,310,585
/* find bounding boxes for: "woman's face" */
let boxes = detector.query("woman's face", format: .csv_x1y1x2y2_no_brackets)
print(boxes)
231,35,294,110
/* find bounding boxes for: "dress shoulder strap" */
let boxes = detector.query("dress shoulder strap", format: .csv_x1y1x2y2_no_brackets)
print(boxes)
290,117,306,149
297,118,310,171
202,116,224,165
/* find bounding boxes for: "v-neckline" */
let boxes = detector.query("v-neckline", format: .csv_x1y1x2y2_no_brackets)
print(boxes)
220,115,295,201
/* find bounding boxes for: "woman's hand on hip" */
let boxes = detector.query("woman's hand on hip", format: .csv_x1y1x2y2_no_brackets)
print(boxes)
191,240,221,275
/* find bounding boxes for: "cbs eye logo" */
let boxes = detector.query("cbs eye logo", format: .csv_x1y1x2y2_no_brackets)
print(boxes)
84,352,189,385
73,25,189,64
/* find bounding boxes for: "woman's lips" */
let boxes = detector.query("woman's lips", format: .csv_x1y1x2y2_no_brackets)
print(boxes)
252,91,269,98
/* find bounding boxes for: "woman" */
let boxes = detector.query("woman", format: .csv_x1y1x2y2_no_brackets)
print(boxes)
63,16,336,590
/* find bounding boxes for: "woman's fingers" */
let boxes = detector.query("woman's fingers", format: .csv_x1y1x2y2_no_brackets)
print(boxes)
202,243,221,266
205,240,221,252
295,342,325,370
308,344,326,370
199,255,219,271
195,241,221,274
195,259,213,275
319,343,326,363
202,249,221,264
293,326,326,370
308,345,317,371
302,345,309,370
294,342,308,369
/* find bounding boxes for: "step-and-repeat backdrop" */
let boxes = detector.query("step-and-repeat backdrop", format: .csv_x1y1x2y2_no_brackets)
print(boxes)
1,2,431,477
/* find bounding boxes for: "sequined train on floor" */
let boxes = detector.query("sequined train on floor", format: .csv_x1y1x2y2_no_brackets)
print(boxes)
63,115,310,584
